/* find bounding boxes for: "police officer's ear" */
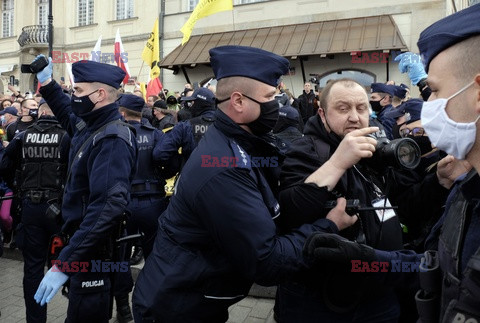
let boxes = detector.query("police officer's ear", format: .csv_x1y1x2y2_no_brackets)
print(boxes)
230,92,245,113
95,87,108,103
381,95,392,105
475,74,480,114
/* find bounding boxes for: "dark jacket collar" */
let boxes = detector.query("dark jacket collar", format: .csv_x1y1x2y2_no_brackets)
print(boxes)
81,102,122,131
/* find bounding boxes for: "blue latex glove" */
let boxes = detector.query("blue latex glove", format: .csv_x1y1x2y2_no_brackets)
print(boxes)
34,265,69,306
34,55,53,84
394,52,428,85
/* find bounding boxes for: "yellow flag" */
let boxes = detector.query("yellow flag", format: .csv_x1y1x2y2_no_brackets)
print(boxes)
181,0,233,45
139,82,147,101
142,19,160,79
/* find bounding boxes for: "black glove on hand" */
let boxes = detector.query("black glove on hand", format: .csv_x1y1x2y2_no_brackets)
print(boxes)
304,232,377,265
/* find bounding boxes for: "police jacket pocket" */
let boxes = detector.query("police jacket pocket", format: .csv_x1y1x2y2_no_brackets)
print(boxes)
152,226,250,316
202,273,250,301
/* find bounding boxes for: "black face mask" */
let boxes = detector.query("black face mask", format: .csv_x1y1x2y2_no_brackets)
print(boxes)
369,99,383,113
238,94,279,136
28,109,38,118
407,135,433,156
71,89,99,117
392,122,405,139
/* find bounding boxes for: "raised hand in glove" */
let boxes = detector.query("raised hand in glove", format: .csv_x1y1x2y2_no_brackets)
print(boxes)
34,55,53,84
34,265,69,306
394,52,427,85
303,232,376,265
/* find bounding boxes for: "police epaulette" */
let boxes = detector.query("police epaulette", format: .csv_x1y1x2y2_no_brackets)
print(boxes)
230,140,250,169
93,121,134,147
75,120,86,132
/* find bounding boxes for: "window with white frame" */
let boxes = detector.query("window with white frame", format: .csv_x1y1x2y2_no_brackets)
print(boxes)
78,0,94,26
187,0,264,11
2,0,14,38
188,0,199,11
116,0,134,20
236,0,260,3
38,0,49,26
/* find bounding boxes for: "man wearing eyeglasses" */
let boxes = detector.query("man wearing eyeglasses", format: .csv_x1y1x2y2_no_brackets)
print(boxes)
389,98,440,178
306,4,480,322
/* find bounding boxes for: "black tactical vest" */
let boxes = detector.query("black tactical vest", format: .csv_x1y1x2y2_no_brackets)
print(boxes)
189,114,215,144
131,122,165,196
19,122,67,194
438,170,480,323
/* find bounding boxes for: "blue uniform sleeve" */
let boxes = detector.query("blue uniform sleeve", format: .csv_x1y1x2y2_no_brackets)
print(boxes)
153,122,195,163
58,136,136,264
39,80,80,137
372,249,422,291
194,167,338,286
378,108,395,140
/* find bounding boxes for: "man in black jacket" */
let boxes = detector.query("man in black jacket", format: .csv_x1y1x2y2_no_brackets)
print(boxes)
297,82,317,124
274,78,454,322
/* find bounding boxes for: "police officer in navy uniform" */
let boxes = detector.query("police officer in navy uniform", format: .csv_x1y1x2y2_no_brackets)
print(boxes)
369,83,396,139
153,87,216,172
31,56,137,323
304,4,480,322
113,94,168,323
0,100,70,323
118,94,168,257
132,45,357,323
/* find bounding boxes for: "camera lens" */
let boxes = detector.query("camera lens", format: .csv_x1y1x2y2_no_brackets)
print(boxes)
395,139,421,169
379,138,421,170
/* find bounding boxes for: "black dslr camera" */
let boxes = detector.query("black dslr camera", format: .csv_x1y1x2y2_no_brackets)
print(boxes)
366,131,421,170
21,56,49,73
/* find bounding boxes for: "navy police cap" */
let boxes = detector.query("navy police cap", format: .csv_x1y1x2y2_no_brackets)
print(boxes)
418,3,480,72
370,83,395,97
386,98,423,123
72,60,126,89
0,106,18,116
39,98,47,107
209,45,289,87
278,105,299,121
393,85,407,99
118,94,145,113
181,87,215,103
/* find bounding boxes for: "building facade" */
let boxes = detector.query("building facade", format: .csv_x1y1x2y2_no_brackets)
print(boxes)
0,0,472,97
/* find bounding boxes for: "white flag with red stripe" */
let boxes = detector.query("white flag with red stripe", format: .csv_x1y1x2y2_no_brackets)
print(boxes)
114,29,131,85
89,35,102,61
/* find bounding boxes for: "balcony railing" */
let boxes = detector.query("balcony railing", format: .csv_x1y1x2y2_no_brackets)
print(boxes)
17,25,48,47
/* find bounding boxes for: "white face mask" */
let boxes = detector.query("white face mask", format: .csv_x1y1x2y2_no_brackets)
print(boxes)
421,81,480,160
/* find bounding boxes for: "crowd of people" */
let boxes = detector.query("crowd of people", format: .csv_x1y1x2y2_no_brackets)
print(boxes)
1,3,480,323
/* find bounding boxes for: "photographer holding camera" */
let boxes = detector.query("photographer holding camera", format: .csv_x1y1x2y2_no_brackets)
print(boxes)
274,78,459,322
